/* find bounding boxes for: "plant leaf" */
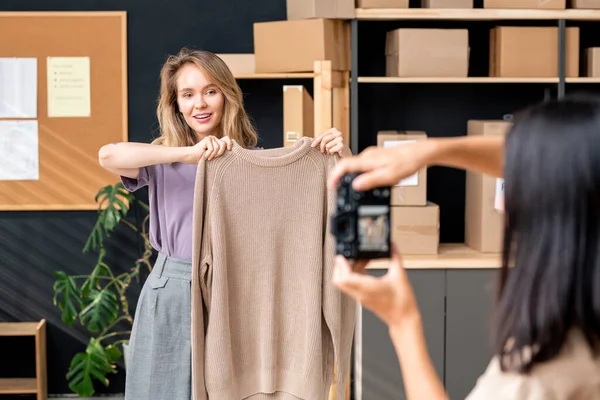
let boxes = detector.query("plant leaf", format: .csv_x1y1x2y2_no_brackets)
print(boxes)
66,338,116,396
52,271,82,326
79,288,119,333
84,183,134,253
105,344,122,364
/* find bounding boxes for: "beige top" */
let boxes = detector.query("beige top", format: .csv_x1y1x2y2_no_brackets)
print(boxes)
466,330,600,400
190,137,356,400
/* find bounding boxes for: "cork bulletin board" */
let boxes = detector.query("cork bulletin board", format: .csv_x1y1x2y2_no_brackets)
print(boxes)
0,11,128,210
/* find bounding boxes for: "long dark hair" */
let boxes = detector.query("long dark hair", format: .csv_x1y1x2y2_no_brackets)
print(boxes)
492,94,600,373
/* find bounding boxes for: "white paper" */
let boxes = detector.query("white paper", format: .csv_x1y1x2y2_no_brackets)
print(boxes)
0,120,39,181
383,140,418,187
0,58,38,118
47,57,91,117
495,178,505,212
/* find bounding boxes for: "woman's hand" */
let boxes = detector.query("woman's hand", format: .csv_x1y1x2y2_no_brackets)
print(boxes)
185,135,233,163
327,140,436,191
332,243,419,328
311,128,352,158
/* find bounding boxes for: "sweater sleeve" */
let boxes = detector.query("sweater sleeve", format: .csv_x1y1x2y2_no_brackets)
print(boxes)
322,154,357,398
191,158,209,400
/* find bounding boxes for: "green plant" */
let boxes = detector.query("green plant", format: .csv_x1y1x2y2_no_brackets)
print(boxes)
52,182,153,397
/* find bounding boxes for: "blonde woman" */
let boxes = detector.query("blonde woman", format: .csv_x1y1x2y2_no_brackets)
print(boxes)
98,48,350,400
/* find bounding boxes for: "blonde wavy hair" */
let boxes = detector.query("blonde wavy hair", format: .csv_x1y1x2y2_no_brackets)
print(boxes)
152,48,258,148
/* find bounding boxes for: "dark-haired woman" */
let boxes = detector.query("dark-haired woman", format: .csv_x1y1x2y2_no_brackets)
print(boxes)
328,95,600,399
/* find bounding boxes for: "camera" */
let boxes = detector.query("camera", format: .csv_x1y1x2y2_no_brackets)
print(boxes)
330,173,392,260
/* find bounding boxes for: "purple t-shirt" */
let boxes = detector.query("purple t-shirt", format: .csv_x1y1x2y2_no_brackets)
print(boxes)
121,163,198,261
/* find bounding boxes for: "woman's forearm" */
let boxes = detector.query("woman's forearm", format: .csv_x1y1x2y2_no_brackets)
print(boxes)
428,135,505,178
98,142,191,169
389,316,449,400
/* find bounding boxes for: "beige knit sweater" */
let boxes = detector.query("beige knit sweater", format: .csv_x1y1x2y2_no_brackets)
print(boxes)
190,137,357,400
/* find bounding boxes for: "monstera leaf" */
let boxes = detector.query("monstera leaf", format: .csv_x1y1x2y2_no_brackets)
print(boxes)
79,288,120,333
53,271,83,326
84,183,134,253
66,338,118,397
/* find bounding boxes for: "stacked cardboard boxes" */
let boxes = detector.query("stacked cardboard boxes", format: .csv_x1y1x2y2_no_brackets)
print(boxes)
377,131,440,255
464,120,511,253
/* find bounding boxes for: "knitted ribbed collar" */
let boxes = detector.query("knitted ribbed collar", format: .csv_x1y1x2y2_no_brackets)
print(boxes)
231,136,314,167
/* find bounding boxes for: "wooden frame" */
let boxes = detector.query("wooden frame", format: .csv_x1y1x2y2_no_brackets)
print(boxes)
0,319,47,400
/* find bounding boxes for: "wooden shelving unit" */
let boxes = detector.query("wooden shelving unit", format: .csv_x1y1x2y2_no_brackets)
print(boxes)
0,320,47,400
349,8,600,157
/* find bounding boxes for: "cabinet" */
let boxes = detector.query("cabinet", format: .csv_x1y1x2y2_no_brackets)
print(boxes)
445,270,496,399
354,245,501,400
354,270,445,400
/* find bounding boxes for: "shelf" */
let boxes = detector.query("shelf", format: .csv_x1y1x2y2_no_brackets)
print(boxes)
358,76,559,83
234,73,315,79
366,243,501,270
355,8,600,21
0,378,37,394
0,320,46,399
566,77,600,83
0,321,43,336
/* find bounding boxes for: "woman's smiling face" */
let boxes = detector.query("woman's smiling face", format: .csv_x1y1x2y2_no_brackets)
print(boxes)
176,63,225,140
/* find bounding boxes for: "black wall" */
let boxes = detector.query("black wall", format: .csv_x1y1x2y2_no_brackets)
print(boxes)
1,0,596,397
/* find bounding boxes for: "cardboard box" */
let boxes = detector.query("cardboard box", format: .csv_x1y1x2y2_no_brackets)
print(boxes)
585,48,600,77
422,0,474,7
484,0,566,8
571,0,600,8
391,202,440,255
357,0,408,7
216,54,255,75
253,19,350,73
283,86,314,147
377,131,428,206
385,29,469,77
465,120,512,253
287,0,355,20
489,27,579,77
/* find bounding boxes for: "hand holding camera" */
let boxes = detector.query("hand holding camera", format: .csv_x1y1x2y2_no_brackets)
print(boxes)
330,173,392,261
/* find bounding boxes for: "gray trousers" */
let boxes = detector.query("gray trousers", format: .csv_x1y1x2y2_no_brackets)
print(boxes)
124,252,192,400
